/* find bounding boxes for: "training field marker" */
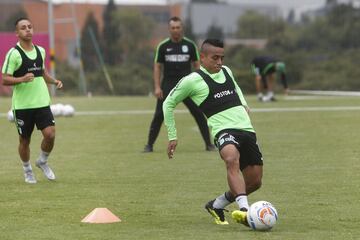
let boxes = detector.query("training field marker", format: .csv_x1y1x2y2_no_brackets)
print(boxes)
81,208,121,224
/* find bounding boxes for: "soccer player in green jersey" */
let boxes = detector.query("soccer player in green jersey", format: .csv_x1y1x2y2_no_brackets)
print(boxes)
2,18,63,184
251,56,289,102
163,39,263,226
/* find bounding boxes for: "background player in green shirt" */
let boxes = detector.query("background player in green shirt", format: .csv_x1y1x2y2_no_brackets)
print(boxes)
2,18,63,184
163,39,263,226
251,56,289,102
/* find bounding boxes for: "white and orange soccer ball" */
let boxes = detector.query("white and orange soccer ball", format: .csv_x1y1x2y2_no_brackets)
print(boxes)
247,201,278,231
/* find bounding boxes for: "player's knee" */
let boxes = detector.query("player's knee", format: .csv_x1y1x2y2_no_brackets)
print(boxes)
223,156,239,170
44,130,55,142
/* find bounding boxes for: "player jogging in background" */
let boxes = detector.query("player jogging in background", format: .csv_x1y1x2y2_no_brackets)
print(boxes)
143,16,215,153
251,56,289,102
163,39,264,226
1,17,63,184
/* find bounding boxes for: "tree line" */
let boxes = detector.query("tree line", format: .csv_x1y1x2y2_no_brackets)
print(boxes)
2,0,359,95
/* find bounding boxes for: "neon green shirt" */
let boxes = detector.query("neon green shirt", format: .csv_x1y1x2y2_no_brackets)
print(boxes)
2,43,50,110
163,65,255,141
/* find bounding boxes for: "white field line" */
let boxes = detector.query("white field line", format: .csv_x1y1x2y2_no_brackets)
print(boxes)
2,106,360,118
73,106,360,115
251,106,360,112
290,90,360,96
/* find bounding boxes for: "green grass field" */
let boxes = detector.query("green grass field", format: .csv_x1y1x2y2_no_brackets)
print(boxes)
0,95,359,240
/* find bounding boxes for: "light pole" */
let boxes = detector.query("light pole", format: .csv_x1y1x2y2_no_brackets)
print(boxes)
48,0,56,96
70,0,87,95
48,0,87,95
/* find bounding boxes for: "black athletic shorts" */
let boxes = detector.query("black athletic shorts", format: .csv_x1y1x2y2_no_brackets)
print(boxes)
14,106,55,138
214,129,263,171
261,64,276,89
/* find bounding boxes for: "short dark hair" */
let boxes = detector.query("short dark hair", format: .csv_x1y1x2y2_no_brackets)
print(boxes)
15,17,30,27
201,39,224,52
169,16,182,23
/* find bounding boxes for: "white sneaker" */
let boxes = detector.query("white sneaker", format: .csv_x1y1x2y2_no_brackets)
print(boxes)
24,170,37,184
36,160,56,180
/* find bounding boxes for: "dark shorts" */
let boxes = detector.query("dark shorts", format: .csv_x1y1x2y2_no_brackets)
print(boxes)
261,65,276,89
14,106,55,138
214,129,263,171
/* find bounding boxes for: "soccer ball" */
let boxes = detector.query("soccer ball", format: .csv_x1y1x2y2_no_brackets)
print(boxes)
50,104,62,117
7,110,14,122
247,201,278,231
62,104,75,117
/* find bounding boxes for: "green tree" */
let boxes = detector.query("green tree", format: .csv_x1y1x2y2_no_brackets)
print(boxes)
206,23,224,40
296,4,360,50
112,8,154,60
326,0,338,6
81,11,101,72
102,0,120,65
0,8,28,31
184,17,197,42
236,10,287,48
287,9,295,24
184,4,197,42
328,4,360,48
236,10,273,38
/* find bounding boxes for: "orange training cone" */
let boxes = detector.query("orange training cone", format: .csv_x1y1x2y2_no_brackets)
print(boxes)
81,208,121,223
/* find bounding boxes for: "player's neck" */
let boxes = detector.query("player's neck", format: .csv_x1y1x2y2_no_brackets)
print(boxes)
171,36,182,43
19,40,33,51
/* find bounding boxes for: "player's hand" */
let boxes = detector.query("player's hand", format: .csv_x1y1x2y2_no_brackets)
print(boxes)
154,87,163,100
167,140,177,159
22,73,35,82
54,79,63,89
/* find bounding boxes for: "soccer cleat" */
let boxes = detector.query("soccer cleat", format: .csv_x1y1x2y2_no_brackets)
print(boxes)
232,208,250,227
36,160,56,180
206,144,216,151
205,200,229,225
257,95,265,102
262,94,276,102
270,96,277,102
142,144,153,153
24,170,37,184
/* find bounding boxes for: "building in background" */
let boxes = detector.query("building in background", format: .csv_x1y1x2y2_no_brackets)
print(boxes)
0,0,283,63
0,0,181,62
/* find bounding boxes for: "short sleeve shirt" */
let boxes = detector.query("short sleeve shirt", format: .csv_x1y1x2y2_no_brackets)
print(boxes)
154,37,199,82
2,43,50,110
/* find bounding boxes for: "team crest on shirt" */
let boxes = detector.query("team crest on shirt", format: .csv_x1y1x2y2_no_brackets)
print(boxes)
182,45,189,53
